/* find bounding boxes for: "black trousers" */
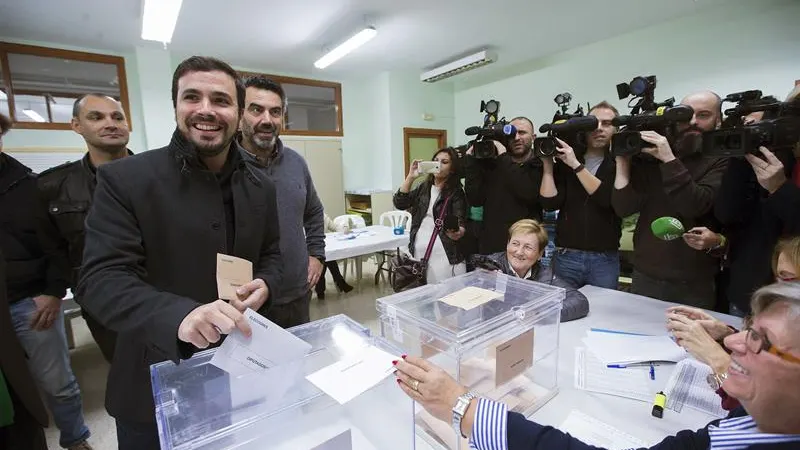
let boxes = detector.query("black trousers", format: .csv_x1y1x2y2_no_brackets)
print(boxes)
0,384,47,450
264,291,312,329
631,269,716,310
315,261,350,294
116,419,160,450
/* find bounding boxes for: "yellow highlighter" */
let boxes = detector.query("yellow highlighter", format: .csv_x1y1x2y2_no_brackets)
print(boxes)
652,391,666,418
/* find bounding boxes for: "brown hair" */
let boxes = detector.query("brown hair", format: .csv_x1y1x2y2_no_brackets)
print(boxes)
589,101,620,117
508,219,549,252
0,113,11,136
773,236,800,278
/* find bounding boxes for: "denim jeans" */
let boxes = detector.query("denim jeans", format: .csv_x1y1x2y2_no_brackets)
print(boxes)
116,419,160,450
552,248,620,290
9,297,89,448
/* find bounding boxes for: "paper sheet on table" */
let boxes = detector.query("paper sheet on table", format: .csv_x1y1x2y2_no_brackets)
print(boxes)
309,429,353,450
210,308,312,377
664,358,727,418
438,286,502,311
574,347,656,403
306,345,398,405
560,410,649,450
583,330,687,365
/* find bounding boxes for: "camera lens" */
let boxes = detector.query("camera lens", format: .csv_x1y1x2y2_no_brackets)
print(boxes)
630,77,648,97
534,137,557,157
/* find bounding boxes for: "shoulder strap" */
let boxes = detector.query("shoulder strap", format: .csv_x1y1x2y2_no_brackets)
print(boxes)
421,191,454,264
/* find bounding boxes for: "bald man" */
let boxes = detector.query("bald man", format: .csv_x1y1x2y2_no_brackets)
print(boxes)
37,93,133,362
612,91,729,308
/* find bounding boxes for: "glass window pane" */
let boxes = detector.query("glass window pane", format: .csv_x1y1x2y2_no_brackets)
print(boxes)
7,52,120,123
50,96,78,123
0,65,8,118
13,94,49,122
282,83,339,132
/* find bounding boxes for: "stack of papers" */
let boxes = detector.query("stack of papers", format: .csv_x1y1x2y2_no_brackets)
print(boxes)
582,329,687,366
574,347,656,402
664,358,727,418
560,410,649,450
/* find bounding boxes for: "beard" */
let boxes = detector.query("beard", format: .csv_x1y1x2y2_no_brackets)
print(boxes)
182,114,235,158
675,125,705,156
242,121,279,153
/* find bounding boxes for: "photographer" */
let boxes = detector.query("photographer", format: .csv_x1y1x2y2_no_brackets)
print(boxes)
464,117,543,254
612,91,730,308
539,101,622,289
714,87,800,316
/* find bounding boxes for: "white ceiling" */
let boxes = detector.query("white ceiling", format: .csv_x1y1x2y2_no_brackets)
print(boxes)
0,0,738,83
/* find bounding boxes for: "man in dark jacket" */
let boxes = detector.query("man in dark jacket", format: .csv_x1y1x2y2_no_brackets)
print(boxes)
464,117,543,254
77,56,283,450
0,114,92,449
540,101,622,290
238,75,325,328
37,93,132,362
612,91,729,309
0,249,48,450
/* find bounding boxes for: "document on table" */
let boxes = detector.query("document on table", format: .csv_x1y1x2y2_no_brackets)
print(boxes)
574,347,656,403
306,345,398,405
582,329,687,365
560,410,648,450
210,308,312,377
439,286,503,311
664,358,727,418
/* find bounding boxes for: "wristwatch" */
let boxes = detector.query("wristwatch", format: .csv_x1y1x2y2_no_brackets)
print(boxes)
707,372,728,390
452,391,479,438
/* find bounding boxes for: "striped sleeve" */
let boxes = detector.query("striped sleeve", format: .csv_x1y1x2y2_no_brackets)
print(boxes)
469,397,508,450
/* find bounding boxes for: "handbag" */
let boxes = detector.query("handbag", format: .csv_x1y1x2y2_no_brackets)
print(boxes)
390,191,453,292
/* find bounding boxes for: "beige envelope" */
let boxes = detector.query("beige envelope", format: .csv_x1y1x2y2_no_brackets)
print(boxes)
216,253,253,301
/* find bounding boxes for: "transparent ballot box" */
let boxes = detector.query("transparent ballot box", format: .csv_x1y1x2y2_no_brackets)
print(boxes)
377,270,564,450
151,314,414,450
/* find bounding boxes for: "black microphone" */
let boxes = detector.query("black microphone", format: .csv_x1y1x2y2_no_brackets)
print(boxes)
465,126,483,136
540,116,598,134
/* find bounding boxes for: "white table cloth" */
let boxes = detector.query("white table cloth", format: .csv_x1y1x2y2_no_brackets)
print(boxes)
325,225,409,262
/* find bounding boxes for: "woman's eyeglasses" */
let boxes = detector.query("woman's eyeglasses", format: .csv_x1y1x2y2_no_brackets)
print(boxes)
744,327,800,365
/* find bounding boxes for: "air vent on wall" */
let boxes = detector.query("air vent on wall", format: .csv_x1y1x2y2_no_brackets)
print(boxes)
420,50,497,83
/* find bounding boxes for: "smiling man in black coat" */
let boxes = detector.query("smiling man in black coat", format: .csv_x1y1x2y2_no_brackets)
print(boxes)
77,56,282,450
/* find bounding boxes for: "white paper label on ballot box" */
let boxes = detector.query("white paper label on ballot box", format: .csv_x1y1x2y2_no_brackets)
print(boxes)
306,345,398,405
210,308,312,377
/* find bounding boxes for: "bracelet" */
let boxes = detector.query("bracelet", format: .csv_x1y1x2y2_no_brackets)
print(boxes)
573,163,585,173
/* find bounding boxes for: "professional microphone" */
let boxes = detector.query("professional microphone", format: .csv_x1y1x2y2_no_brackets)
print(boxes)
465,124,518,137
465,126,483,136
650,216,685,241
539,116,598,134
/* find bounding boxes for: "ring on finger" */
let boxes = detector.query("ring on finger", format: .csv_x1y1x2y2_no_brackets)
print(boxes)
411,379,420,391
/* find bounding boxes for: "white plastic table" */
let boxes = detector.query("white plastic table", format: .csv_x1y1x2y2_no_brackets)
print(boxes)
325,225,410,289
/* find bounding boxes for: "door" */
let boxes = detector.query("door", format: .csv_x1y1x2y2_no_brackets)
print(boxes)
403,127,448,176
303,140,346,217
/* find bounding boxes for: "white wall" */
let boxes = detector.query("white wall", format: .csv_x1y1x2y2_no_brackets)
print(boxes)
454,0,800,137
341,73,390,191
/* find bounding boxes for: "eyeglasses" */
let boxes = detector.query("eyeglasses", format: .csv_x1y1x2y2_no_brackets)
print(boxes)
744,327,800,365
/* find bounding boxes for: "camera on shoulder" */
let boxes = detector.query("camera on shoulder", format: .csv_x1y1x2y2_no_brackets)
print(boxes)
610,75,693,158
533,92,597,158
457,99,517,160
702,90,800,157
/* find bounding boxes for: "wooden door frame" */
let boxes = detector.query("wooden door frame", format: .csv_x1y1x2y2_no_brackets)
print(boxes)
403,127,448,174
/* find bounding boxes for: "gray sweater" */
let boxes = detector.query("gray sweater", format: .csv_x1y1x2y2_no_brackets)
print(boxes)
243,139,325,305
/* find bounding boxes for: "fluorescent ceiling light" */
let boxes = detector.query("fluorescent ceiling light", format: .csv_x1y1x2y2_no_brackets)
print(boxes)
23,109,46,122
314,27,377,69
141,0,184,44
421,50,497,83
0,90,6,100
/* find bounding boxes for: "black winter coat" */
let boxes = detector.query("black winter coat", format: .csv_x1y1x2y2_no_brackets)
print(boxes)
77,131,283,422
393,179,467,265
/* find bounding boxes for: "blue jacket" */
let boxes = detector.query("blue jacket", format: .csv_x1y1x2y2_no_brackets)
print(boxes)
507,407,796,450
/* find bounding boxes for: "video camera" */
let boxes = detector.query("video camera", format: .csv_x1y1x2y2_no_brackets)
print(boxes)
702,90,800,157
461,99,517,159
611,75,694,157
533,92,597,158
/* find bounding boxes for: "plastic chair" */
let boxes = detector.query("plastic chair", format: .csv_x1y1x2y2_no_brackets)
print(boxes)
332,214,368,287
374,211,413,285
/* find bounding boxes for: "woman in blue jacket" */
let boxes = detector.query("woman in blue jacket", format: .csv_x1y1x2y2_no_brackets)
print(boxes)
393,282,800,450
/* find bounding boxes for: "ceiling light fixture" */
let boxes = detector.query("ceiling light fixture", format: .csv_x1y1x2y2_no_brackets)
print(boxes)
314,26,377,69
23,109,46,123
421,50,497,83
141,0,184,44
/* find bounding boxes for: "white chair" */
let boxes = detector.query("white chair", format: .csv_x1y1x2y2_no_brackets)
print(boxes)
374,211,413,284
332,214,368,287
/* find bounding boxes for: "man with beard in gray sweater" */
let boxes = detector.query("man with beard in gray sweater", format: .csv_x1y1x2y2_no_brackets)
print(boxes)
238,75,325,328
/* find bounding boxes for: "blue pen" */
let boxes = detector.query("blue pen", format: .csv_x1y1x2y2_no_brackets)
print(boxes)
650,363,656,380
